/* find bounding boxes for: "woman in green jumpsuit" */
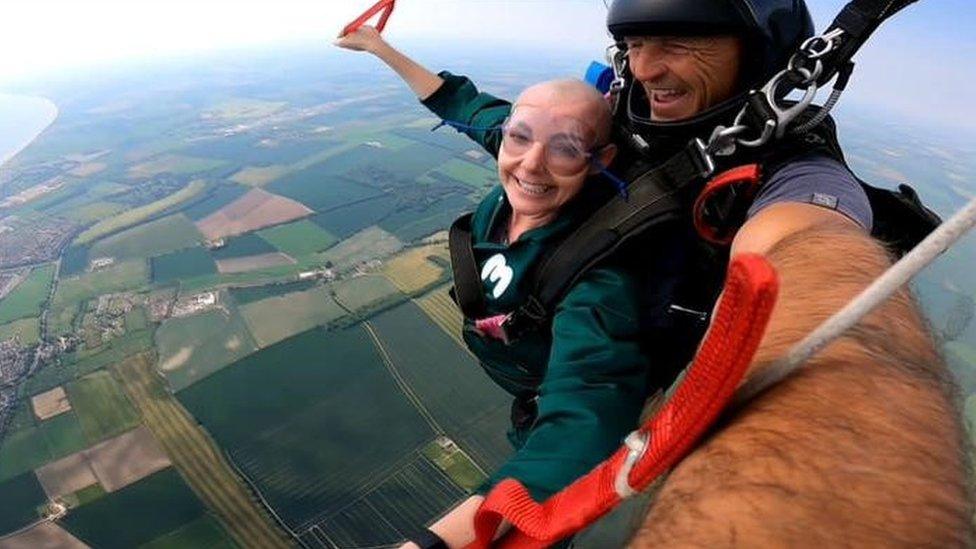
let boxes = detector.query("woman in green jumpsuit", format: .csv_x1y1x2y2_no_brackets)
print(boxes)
337,28,650,548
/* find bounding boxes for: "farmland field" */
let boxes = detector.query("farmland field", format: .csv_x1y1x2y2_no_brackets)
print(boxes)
416,286,465,347
53,260,148,309
0,472,47,536
431,158,496,189
177,326,434,534
228,279,317,306
64,371,141,444
230,165,290,187
239,285,345,348
383,243,451,294
316,226,404,271
75,181,207,245
305,453,465,548
267,165,383,212
0,412,91,484
58,467,209,549
210,233,277,260
0,317,41,345
127,154,226,179
180,134,331,165
36,412,88,460
150,247,217,284
87,214,203,261
215,252,295,274
195,188,313,240
369,302,511,471
181,184,249,221
114,354,290,548
140,515,235,549
155,302,258,391
59,246,89,277
378,193,475,242
333,274,403,315
257,219,339,257
0,264,55,324
310,194,398,238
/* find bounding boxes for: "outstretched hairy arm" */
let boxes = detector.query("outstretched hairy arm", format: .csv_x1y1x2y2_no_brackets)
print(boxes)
633,206,974,547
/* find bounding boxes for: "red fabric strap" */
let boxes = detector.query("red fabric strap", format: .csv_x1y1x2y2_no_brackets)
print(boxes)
342,0,397,36
693,163,763,245
468,254,779,548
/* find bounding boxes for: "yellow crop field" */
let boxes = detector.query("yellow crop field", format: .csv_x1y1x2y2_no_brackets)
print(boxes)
416,286,465,348
76,180,207,245
383,243,451,294
114,354,292,549
230,165,290,187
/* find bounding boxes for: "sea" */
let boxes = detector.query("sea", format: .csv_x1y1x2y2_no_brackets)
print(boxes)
0,93,58,168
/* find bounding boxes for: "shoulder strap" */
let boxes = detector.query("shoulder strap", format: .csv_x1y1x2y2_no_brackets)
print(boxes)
448,213,488,320
502,141,713,339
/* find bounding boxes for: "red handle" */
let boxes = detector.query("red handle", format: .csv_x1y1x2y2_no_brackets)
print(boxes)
341,0,396,36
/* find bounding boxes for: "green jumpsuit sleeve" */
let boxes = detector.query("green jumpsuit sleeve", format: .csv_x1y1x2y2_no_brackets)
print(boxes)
420,71,512,157
478,267,650,501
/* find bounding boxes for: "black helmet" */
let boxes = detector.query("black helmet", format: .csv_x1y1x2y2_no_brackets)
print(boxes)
606,0,814,161
607,0,814,86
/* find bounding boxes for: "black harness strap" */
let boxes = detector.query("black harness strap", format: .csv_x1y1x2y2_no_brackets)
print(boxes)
449,213,488,320
818,0,920,85
502,141,714,339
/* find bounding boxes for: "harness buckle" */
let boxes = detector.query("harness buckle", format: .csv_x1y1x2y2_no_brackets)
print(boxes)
499,297,548,344
614,430,650,499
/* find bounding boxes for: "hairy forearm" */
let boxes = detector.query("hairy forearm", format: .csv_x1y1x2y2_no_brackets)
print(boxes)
633,224,974,547
371,42,444,100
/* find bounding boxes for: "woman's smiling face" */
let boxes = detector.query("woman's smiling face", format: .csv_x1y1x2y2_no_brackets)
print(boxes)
497,81,613,224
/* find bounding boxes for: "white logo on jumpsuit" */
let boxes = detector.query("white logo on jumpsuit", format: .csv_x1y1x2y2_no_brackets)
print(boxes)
481,254,514,299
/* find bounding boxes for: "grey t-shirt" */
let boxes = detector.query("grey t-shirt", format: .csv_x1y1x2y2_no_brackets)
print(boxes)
747,154,873,230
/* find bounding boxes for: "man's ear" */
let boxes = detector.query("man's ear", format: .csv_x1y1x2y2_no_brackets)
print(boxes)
588,144,618,174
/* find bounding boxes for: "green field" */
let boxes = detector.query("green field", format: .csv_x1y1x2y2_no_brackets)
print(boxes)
65,370,141,444
369,302,511,470
432,158,496,189
422,439,486,492
210,233,277,259
87,213,203,261
181,184,249,221
63,201,127,225
155,302,258,391
310,194,398,238
59,468,208,549
0,472,47,536
228,280,317,306
0,264,55,324
76,181,207,245
141,515,236,549
38,411,89,459
239,285,345,348
309,454,466,548
0,411,89,483
267,168,383,212
150,247,217,284
257,219,339,257
60,245,90,277
177,325,434,532
0,316,41,345
333,274,403,315
53,260,149,309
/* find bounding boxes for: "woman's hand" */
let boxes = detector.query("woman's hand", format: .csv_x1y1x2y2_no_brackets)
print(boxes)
334,25,386,53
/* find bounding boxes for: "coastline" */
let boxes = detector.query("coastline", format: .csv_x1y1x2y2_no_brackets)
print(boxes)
0,94,59,169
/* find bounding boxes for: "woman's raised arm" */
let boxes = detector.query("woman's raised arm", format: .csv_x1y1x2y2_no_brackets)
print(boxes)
335,26,444,100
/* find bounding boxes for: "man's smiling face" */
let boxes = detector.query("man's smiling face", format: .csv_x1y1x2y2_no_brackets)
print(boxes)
625,35,743,122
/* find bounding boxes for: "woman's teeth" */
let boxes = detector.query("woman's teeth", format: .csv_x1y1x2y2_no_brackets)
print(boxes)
516,177,552,196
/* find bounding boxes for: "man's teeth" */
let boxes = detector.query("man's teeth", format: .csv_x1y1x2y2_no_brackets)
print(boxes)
516,178,551,195
654,89,684,100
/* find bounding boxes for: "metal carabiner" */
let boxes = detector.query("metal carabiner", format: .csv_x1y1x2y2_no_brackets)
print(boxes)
799,28,845,60
760,66,820,140
613,430,650,499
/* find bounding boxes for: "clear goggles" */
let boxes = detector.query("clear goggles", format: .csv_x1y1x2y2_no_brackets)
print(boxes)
499,106,609,176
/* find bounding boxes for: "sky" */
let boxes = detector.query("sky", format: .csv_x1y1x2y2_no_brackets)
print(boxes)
0,0,973,130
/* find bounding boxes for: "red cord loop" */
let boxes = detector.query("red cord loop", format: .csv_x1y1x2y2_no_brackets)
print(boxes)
342,0,397,37
467,254,779,549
